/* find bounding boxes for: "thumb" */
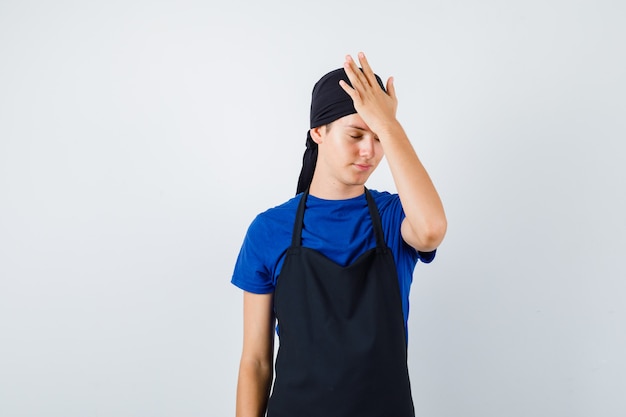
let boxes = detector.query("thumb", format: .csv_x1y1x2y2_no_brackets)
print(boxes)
386,76,396,100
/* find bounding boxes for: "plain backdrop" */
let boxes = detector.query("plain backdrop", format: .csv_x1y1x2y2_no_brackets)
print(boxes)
1,1,625,416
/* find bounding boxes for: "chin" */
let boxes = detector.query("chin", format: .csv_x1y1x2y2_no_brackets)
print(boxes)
347,177,369,187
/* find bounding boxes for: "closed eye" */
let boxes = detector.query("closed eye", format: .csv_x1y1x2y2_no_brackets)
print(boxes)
349,134,380,142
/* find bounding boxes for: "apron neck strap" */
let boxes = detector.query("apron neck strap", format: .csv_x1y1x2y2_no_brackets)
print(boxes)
364,187,386,248
292,189,309,247
292,187,386,248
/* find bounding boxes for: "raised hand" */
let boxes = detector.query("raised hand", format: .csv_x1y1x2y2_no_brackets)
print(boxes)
339,52,398,135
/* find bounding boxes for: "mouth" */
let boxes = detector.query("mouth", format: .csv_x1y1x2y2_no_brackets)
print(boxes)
353,163,372,171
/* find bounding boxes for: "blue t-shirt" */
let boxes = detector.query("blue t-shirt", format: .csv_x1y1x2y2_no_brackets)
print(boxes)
231,189,436,333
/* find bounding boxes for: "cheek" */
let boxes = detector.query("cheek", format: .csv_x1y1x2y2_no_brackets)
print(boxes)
375,143,384,158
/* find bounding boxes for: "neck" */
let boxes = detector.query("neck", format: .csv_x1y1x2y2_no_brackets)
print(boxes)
308,177,365,200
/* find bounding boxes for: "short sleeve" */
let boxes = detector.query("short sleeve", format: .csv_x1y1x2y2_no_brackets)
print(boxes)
231,216,276,294
417,249,437,264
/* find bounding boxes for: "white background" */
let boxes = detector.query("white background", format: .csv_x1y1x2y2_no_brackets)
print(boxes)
1,1,625,416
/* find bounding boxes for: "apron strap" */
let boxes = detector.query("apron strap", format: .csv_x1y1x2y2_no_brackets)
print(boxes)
292,188,386,249
364,187,386,249
291,189,309,248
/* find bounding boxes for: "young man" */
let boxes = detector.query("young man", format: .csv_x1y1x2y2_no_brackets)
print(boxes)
231,52,447,417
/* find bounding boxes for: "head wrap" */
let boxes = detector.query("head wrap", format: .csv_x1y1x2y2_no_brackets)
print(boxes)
295,68,386,195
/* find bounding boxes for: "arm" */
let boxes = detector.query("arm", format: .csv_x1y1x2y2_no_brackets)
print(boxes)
340,52,447,252
375,119,446,252
236,291,275,417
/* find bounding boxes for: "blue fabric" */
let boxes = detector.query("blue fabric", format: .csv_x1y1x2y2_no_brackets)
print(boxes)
231,189,436,333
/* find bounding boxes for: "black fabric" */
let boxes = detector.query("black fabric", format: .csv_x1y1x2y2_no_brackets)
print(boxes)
267,188,415,417
296,68,386,195
295,132,318,197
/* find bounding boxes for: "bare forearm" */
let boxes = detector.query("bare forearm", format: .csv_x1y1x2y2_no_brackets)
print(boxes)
338,52,447,250
236,358,273,417
378,121,447,251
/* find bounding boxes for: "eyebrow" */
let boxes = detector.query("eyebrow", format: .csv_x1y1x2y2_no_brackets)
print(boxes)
345,124,379,140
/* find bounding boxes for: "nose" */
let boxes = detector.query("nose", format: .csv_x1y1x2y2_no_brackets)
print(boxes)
359,137,375,159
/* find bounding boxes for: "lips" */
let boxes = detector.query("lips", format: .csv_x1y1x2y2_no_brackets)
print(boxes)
354,163,372,171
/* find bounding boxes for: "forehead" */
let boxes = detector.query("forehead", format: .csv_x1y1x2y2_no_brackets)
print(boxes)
334,113,371,131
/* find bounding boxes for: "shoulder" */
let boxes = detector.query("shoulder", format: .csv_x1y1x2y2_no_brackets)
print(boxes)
366,189,405,238
247,194,302,236
232,194,302,294
368,189,402,215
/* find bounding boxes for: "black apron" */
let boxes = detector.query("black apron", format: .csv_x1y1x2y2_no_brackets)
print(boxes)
267,188,415,417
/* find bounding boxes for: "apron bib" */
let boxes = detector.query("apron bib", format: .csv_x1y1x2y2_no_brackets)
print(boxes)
267,188,415,417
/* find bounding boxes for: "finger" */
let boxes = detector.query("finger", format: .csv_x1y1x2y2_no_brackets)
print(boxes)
343,55,366,91
357,52,376,87
339,79,360,102
386,76,397,100
349,54,370,87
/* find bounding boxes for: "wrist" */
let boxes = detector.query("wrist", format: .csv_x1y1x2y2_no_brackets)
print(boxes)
373,119,404,140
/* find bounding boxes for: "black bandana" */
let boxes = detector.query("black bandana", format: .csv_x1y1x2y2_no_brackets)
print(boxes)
295,68,386,195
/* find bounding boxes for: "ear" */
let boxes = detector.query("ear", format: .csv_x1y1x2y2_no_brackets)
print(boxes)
310,126,324,144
